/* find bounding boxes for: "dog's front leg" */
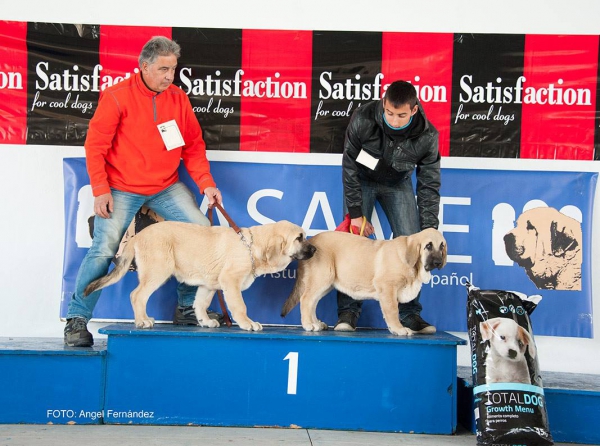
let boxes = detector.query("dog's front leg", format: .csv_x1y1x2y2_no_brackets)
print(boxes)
377,292,414,336
221,284,262,331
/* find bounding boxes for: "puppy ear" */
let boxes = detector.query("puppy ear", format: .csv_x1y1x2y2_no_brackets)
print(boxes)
265,235,285,263
519,326,537,359
480,321,492,341
405,236,421,269
551,220,579,257
533,220,549,261
441,239,448,268
480,318,502,341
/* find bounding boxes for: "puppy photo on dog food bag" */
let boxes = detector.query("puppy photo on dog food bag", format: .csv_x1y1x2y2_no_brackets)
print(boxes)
504,206,582,290
480,317,536,384
84,220,316,331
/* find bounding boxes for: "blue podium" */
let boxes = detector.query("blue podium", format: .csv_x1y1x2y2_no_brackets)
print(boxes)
99,324,465,433
0,338,106,424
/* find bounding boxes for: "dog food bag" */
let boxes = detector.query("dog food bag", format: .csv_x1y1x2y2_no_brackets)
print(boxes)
466,282,553,446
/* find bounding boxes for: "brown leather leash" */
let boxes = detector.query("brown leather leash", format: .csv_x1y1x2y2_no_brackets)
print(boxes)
206,202,241,328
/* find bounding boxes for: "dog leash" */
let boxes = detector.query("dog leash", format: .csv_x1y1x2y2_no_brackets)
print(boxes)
206,202,243,328
209,202,241,233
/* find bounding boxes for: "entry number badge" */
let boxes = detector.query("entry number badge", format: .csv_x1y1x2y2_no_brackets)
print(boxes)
157,120,185,151
356,149,379,170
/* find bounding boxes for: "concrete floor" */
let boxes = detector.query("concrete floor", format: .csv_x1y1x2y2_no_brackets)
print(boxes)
0,425,581,446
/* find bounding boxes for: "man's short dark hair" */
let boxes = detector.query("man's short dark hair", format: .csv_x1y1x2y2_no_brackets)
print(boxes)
384,80,418,108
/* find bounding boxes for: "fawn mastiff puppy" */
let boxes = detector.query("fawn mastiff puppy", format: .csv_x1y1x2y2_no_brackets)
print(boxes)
85,220,316,331
281,227,446,336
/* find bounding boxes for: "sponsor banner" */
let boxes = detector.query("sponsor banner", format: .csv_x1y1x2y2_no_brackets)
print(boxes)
381,32,454,156
26,22,100,145
240,29,313,152
596,39,600,161
520,34,599,160
310,31,382,153
450,33,525,157
62,158,596,337
1,21,600,159
99,25,171,79
0,21,27,144
173,27,242,151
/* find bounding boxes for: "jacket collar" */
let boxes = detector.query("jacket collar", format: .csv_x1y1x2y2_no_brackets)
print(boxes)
135,72,161,98
375,98,430,134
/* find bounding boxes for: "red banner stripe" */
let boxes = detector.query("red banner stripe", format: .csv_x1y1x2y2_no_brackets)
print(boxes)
381,32,454,157
99,25,172,84
520,34,599,160
240,29,312,152
0,21,27,144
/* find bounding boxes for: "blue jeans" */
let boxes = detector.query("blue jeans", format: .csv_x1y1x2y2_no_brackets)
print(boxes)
66,181,209,321
337,177,423,322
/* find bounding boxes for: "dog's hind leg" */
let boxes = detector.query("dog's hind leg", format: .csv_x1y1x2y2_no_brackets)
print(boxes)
299,283,332,332
193,287,219,328
130,271,170,329
130,285,159,328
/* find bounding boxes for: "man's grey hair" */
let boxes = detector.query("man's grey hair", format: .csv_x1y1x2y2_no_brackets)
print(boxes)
138,36,181,67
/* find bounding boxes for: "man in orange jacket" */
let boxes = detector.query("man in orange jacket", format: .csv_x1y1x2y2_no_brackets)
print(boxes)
65,36,222,347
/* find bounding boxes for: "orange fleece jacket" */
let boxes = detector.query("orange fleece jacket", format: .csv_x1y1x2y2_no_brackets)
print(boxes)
85,73,216,197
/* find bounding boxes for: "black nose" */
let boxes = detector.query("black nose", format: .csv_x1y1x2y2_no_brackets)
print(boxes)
504,233,516,252
508,349,517,359
294,243,316,260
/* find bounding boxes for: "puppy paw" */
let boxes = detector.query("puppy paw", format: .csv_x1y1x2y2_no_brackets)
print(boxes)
238,320,263,331
302,321,328,331
199,319,220,328
249,321,263,331
135,317,155,329
388,326,413,336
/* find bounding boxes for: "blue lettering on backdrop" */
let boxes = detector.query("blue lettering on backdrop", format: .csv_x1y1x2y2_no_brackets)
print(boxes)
62,158,596,337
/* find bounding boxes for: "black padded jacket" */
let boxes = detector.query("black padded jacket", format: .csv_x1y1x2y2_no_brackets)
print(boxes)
342,99,441,229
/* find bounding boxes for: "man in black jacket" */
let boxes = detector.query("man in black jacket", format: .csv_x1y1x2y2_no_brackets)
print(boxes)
336,80,441,334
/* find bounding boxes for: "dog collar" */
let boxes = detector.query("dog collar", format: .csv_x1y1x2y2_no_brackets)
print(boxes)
239,228,257,278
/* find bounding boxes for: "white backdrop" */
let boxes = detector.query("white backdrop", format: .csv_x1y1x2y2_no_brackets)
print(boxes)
1,0,599,375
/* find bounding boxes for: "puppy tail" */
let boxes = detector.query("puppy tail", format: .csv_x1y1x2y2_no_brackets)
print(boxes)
281,273,304,317
83,241,136,297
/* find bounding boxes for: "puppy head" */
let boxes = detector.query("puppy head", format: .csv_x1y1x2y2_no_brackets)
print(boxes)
265,221,316,263
480,317,536,361
407,228,447,272
504,207,581,265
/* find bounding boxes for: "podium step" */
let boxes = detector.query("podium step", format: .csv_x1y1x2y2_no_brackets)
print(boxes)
457,366,600,444
0,337,107,424
99,324,465,433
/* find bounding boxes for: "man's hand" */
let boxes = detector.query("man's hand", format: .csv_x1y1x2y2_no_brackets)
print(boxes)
94,193,113,219
350,216,374,237
204,186,222,208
